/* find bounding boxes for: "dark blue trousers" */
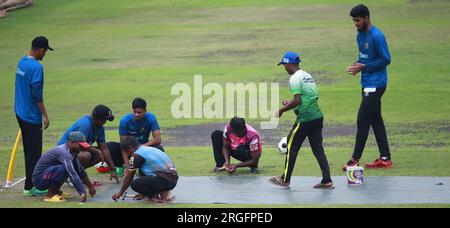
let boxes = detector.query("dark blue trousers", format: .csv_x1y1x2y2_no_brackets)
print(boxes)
33,165,68,191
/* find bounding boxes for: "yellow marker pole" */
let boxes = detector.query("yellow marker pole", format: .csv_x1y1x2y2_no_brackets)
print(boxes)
5,130,21,188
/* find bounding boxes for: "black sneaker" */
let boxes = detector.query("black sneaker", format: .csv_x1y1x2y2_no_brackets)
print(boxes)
250,167,260,174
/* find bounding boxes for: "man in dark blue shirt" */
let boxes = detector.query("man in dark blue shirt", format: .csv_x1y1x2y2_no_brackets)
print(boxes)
107,98,163,174
344,4,393,171
15,36,53,196
118,98,162,148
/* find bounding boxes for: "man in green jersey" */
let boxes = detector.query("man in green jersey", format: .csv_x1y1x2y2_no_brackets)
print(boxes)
269,51,334,189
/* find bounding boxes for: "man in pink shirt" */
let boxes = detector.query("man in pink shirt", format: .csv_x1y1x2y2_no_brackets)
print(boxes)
211,117,262,174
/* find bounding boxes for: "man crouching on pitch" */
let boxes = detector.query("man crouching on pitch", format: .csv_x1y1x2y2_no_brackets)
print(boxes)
269,51,334,189
210,117,262,174
112,136,178,203
32,131,96,203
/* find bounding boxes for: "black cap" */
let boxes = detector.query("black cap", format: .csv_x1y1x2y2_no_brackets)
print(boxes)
32,36,53,51
92,105,114,121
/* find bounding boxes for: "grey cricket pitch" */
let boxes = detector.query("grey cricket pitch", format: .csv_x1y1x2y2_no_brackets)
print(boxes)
91,176,450,205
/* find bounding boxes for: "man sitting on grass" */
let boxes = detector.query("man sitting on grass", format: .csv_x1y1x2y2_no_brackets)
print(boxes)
112,136,178,203
210,117,262,174
32,131,96,203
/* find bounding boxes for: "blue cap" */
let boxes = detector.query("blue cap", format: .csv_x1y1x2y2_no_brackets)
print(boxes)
278,51,301,65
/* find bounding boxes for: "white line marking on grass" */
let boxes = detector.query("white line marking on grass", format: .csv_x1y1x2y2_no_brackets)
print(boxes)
0,177,26,192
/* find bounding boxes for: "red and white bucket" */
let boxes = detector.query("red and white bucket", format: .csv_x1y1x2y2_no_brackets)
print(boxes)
95,162,110,173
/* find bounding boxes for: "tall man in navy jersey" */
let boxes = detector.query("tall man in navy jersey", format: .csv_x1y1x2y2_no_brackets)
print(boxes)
15,36,53,196
344,4,393,171
107,98,163,171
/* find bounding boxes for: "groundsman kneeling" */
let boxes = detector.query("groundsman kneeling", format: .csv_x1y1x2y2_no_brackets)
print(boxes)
112,136,178,203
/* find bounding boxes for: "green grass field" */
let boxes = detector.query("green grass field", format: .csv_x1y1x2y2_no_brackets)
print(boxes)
0,0,449,208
